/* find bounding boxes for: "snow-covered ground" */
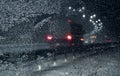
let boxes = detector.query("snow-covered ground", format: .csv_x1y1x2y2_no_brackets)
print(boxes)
0,46,120,76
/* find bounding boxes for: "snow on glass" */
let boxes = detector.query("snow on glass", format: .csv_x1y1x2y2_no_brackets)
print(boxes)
0,0,108,76
0,0,61,75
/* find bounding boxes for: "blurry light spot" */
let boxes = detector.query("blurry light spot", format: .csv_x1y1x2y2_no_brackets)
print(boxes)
67,35,72,40
93,23,96,25
79,9,82,12
47,35,53,40
82,6,85,10
89,19,92,22
53,62,57,66
100,23,103,25
82,14,86,18
38,65,42,70
96,21,98,23
68,6,72,10
80,38,84,41
65,72,69,75
93,14,96,17
91,40,94,43
98,24,101,26
64,59,68,62
73,9,76,12
85,40,88,43
98,19,101,22
90,16,93,19
90,36,97,39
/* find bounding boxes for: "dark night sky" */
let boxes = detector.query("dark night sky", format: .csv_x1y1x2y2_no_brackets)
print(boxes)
83,0,120,36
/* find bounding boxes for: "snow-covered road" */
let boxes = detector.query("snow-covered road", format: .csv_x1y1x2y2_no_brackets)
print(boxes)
31,47,120,76
0,46,120,76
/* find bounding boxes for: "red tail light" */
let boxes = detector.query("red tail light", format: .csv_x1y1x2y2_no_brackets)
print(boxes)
46,35,53,41
66,35,72,40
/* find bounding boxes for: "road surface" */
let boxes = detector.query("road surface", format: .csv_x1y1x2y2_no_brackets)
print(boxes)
0,45,120,76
